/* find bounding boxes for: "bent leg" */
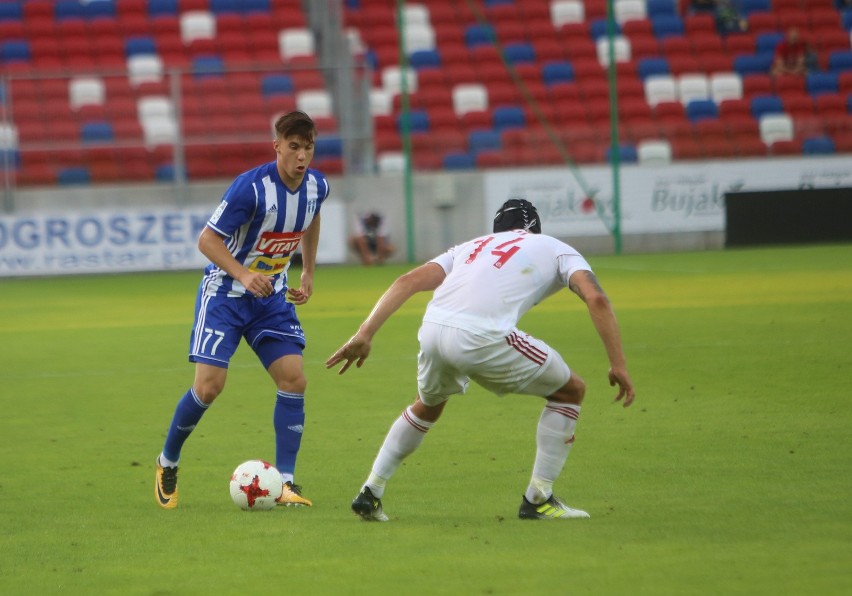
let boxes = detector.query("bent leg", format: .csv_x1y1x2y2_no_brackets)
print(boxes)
268,354,307,482
363,397,447,498
161,363,227,464
526,373,586,504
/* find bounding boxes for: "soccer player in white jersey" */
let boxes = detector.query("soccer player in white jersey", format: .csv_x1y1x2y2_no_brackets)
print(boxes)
327,199,635,521
155,111,330,509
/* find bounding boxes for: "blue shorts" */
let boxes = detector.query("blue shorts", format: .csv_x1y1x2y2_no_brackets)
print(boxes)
188,289,305,369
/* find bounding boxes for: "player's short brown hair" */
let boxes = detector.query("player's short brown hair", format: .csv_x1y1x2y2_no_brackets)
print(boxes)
274,111,317,143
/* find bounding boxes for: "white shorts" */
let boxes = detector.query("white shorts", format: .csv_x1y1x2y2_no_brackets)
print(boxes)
416,321,571,406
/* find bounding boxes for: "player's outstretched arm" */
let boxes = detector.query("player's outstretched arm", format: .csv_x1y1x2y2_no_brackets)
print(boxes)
326,262,446,374
568,270,636,407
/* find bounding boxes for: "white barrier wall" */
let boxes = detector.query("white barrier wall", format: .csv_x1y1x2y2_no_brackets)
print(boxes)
1,156,850,277
0,200,347,277
483,156,852,236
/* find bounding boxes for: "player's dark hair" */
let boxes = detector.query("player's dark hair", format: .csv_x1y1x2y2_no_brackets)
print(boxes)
493,198,541,234
274,111,316,144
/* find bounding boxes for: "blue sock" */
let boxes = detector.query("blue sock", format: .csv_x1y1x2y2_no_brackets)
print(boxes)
162,388,209,463
274,391,305,478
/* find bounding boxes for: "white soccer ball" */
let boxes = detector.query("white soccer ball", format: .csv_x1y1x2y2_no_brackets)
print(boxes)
229,460,284,511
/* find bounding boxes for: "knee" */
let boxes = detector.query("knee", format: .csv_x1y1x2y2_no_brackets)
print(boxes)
277,374,307,395
193,380,224,404
550,374,585,405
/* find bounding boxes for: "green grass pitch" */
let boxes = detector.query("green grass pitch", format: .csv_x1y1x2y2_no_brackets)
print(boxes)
1,243,851,595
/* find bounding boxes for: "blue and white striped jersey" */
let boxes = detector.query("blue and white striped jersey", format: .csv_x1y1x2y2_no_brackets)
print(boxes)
200,161,331,298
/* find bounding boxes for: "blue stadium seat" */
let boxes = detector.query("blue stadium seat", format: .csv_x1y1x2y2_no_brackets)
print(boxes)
685,99,719,122
210,0,241,14
503,42,535,64
589,18,620,40
261,74,294,98
314,137,343,158
1,40,30,63
468,130,502,156
85,1,116,19
55,1,87,20
148,0,179,17
637,57,670,80
492,106,526,132
651,15,685,39
397,110,430,133
443,152,475,170
245,0,272,12
125,37,157,57
409,49,442,70
464,24,496,48
750,94,784,119
192,55,225,79
606,144,638,163
0,3,23,21
58,167,91,185
842,9,852,31
802,136,835,155
646,0,677,18
806,72,839,97
733,54,773,77
81,122,115,143
755,32,784,55
0,149,20,169
740,0,771,15
828,50,852,73
541,61,575,86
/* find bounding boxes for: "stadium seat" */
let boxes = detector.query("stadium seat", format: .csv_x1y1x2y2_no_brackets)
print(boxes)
677,74,710,106
442,152,475,169
685,99,719,122
605,143,638,163
651,15,685,39
69,77,106,111
550,0,585,28
637,139,672,164
750,95,785,119
801,135,835,155
464,23,496,48
637,57,670,80
279,28,315,61
806,72,839,97
452,83,488,116
613,0,646,24
468,130,502,156
734,54,774,77
261,74,294,99
759,113,794,144
595,36,631,66
644,74,677,107
710,73,744,103
296,89,333,118
180,11,216,44
492,106,526,132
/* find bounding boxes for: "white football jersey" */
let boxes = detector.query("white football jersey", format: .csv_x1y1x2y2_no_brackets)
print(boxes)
423,231,592,337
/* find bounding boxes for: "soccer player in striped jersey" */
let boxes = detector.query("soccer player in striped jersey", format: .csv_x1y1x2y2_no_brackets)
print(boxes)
326,199,635,521
155,111,330,509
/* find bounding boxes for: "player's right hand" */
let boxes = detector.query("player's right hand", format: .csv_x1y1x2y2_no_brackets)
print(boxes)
609,367,635,408
326,334,372,374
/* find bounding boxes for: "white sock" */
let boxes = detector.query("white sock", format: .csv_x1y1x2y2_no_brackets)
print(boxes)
280,473,294,485
525,403,580,504
158,453,178,468
364,406,433,498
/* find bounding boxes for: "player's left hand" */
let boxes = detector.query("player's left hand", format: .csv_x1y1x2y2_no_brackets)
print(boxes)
326,334,372,374
288,271,314,305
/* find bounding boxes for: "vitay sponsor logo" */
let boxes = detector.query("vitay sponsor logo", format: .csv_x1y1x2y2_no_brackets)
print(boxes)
257,231,302,255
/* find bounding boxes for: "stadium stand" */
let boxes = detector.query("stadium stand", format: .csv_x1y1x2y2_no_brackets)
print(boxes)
1,0,852,184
